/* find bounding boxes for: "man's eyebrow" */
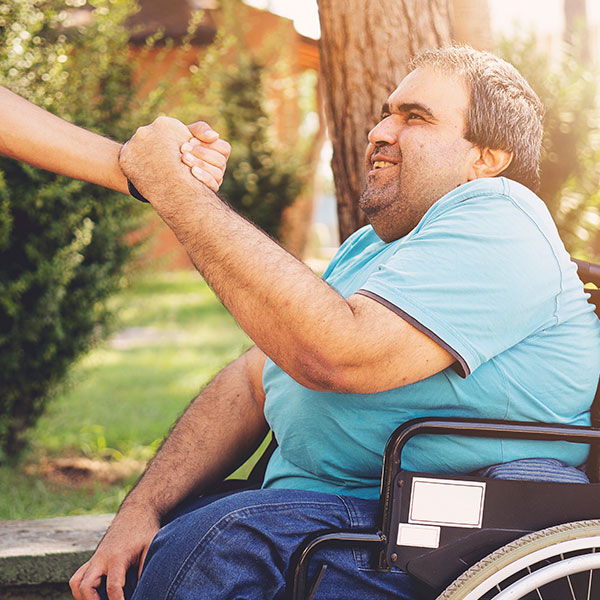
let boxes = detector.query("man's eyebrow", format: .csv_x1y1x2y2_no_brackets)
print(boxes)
381,102,436,119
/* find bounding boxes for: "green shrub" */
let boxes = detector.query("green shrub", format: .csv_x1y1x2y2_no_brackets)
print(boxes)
0,0,157,460
207,53,307,239
0,0,311,460
174,7,311,240
497,34,600,256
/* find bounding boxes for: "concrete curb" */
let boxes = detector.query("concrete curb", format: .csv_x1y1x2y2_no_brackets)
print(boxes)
0,514,113,598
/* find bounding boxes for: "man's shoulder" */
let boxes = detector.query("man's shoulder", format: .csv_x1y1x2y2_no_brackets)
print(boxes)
425,177,553,236
321,224,381,279
328,224,380,261
442,177,539,207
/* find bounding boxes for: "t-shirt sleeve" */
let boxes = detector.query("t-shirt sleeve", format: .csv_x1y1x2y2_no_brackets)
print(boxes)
358,194,563,376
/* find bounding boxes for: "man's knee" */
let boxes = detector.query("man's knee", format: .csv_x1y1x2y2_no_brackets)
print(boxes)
135,489,353,599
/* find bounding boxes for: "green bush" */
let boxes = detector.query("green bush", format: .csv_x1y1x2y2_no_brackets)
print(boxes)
0,0,158,461
0,0,312,460
187,51,307,240
217,55,306,238
497,34,600,256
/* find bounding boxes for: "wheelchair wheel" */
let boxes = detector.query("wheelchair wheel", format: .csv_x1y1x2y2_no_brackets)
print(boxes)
436,520,600,599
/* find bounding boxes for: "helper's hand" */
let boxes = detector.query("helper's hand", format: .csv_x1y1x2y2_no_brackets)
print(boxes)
69,507,160,600
181,121,231,191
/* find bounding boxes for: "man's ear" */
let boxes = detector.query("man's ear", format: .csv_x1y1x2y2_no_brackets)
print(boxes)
468,147,513,180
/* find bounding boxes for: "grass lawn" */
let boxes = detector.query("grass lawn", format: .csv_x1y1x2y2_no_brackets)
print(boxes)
0,270,257,520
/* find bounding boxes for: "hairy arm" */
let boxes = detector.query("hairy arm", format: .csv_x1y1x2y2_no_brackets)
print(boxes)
70,346,268,600
120,117,454,394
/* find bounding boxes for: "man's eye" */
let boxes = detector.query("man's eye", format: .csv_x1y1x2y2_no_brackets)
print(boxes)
380,111,391,120
407,113,424,121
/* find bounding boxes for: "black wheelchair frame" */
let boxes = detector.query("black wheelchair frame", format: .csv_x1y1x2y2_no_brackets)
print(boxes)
287,258,600,600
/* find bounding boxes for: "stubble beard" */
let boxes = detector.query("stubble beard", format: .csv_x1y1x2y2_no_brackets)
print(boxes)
358,168,430,243
358,173,400,218
358,171,409,242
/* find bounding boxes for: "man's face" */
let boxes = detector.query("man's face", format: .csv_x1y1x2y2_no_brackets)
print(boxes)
359,67,480,242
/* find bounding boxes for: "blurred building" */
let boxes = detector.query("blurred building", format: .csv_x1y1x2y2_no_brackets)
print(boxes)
112,0,322,269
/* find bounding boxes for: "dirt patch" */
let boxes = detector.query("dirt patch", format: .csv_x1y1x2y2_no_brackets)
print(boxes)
25,456,146,488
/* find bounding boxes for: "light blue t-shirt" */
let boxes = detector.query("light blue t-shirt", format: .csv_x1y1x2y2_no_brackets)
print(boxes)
262,177,600,500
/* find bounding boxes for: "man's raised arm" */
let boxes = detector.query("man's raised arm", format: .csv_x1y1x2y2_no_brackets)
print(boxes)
70,346,268,600
120,117,455,395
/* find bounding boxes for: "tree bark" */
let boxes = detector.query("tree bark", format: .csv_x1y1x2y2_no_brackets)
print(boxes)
317,0,453,242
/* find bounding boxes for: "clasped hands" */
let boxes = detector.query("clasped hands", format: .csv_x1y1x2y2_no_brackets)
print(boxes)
120,117,232,204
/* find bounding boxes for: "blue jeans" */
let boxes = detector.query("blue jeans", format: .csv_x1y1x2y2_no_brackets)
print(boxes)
98,457,587,600
116,488,420,600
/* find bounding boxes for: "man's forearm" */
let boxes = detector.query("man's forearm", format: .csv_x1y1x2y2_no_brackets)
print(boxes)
70,348,268,600
0,86,128,193
120,347,268,519
153,183,353,390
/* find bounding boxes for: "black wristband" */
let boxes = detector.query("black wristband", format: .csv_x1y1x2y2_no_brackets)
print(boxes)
127,179,149,203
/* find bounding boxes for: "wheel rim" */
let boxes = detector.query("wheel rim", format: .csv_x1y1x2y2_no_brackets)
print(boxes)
493,551,600,599
437,520,600,600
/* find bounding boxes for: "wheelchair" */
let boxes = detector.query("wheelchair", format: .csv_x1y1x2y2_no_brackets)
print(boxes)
284,258,600,600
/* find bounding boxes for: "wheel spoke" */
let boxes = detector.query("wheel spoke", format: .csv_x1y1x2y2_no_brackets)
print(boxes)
525,565,544,600
586,546,596,600
562,553,577,600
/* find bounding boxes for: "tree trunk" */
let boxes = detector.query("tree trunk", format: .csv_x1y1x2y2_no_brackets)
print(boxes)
317,0,453,242
451,0,493,51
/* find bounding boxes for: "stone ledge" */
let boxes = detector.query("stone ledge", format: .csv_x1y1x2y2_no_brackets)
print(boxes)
0,514,113,591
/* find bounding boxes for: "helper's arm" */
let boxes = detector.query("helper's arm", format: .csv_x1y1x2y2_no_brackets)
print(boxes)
0,86,230,193
0,86,127,193
120,117,455,395
70,346,269,600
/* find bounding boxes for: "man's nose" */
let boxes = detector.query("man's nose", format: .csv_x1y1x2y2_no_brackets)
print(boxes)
368,117,397,146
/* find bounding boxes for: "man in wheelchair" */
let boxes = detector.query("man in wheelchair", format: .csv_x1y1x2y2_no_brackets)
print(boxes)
70,46,600,600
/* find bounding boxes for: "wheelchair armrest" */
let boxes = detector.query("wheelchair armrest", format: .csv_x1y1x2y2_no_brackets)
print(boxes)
382,417,600,473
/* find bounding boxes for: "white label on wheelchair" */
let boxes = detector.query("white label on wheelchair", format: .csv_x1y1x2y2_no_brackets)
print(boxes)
397,523,441,548
407,477,486,529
